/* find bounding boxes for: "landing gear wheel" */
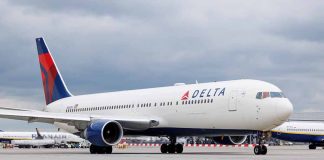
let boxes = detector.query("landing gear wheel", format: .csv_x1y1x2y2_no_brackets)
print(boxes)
104,146,113,154
254,145,267,155
160,144,168,153
254,131,271,155
261,145,267,155
167,144,176,153
89,144,113,154
90,144,97,154
175,143,183,153
309,144,316,150
254,145,261,155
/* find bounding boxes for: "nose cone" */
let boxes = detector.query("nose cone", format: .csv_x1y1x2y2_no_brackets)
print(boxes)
276,99,293,122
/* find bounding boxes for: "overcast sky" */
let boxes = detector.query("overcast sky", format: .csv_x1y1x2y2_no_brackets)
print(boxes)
0,0,323,131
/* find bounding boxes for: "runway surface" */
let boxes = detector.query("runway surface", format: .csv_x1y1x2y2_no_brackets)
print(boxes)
0,145,322,160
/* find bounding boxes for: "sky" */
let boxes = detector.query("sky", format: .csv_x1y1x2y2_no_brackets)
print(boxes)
0,0,323,131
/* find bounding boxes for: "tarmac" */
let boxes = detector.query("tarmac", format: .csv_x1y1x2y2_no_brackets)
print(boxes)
0,145,323,160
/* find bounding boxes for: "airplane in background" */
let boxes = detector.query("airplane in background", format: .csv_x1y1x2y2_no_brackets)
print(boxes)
272,121,324,149
0,128,84,148
0,37,293,155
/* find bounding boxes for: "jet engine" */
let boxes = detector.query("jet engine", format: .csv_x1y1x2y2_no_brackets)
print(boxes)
213,136,247,145
84,120,123,146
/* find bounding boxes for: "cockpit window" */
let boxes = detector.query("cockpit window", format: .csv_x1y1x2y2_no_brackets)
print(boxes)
270,92,285,98
270,92,281,98
256,92,262,99
262,92,270,99
256,91,286,99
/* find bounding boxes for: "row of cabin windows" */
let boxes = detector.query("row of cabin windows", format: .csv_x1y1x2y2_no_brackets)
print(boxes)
182,99,213,105
67,104,135,112
287,128,324,132
66,98,215,113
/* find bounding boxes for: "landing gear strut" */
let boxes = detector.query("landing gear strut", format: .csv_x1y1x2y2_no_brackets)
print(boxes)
160,136,183,154
254,131,270,155
90,144,113,154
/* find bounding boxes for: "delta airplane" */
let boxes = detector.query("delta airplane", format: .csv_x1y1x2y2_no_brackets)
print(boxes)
0,128,83,148
272,121,324,149
0,37,293,155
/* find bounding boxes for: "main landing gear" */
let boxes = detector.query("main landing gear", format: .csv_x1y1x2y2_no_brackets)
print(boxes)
309,143,316,150
254,131,270,155
90,144,113,154
160,136,183,154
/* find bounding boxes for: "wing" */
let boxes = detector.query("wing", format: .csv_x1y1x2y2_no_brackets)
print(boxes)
0,107,159,131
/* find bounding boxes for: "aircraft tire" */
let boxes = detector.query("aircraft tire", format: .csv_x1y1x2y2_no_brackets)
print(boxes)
104,146,113,154
254,145,261,155
160,144,168,153
309,144,316,150
167,144,176,153
261,145,267,155
90,144,97,154
175,143,183,153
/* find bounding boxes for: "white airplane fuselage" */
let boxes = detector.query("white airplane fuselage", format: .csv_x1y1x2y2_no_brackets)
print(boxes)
272,121,324,144
47,79,293,136
0,131,83,145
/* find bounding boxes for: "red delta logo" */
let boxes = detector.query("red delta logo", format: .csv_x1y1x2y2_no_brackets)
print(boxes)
180,88,226,100
181,91,189,100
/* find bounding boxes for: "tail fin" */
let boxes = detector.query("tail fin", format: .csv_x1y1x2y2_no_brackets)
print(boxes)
36,37,72,105
35,128,44,139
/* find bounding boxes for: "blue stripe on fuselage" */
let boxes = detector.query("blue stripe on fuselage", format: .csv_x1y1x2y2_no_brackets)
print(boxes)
272,131,324,143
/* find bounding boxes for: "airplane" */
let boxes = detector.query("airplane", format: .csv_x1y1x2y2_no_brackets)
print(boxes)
0,128,84,148
272,121,324,149
0,37,293,155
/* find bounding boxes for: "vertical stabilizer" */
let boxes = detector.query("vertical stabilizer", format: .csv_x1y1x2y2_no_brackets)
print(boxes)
35,128,44,139
36,37,72,105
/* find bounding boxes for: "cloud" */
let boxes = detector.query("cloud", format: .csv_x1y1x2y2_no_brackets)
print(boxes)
0,0,323,130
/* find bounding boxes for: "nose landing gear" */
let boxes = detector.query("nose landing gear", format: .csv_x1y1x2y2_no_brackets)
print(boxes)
160,136,184,154
254,144,267,155
254,131,271,155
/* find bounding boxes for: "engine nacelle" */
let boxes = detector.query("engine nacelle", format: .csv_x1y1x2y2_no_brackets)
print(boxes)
85,120,123,146
213,136,247,145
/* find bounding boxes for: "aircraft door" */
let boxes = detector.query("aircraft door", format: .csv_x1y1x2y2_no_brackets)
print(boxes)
228,90,238,111
228,90,245,111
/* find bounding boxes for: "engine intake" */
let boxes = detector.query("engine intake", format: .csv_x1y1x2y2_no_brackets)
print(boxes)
85,120,123,146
